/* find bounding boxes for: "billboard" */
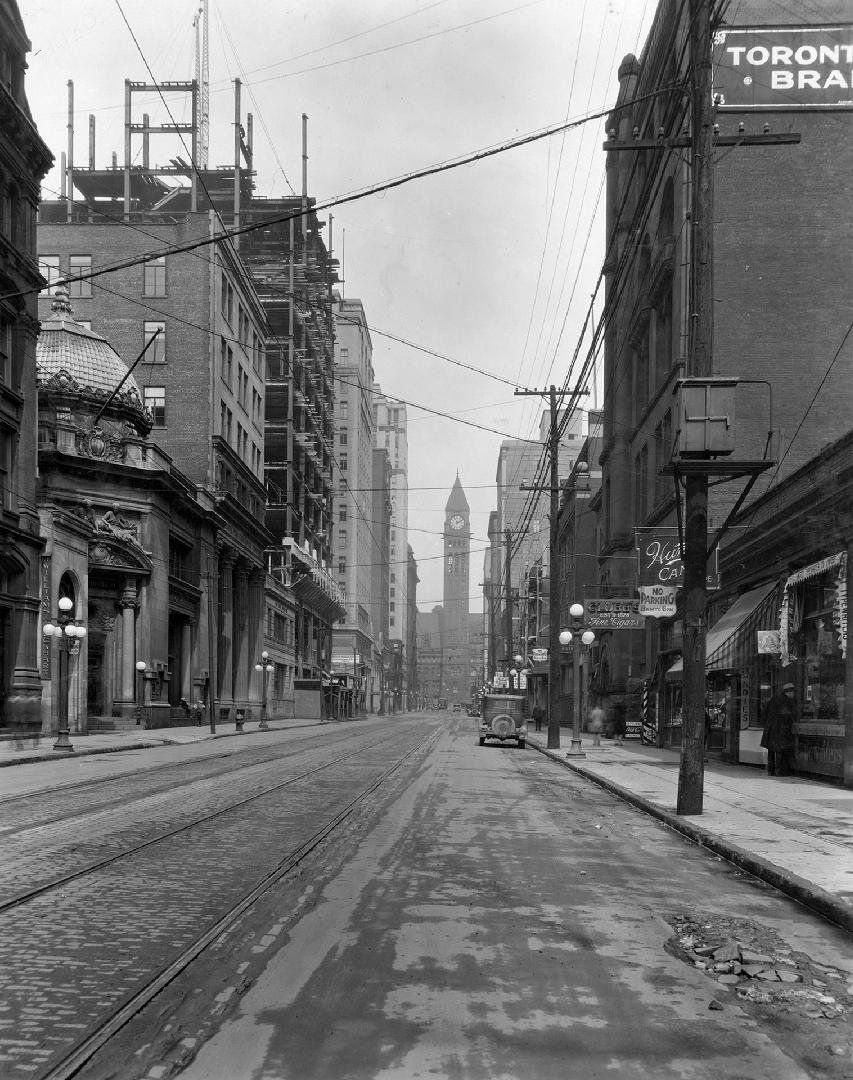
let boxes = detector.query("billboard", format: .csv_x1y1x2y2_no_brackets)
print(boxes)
713,26,853,109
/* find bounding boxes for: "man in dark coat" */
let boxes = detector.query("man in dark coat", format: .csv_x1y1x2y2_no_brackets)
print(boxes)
761,682,796,776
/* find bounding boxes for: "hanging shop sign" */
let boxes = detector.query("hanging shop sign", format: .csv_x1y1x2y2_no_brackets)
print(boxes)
585,598,645,630
638,585,678,618
713,26,853,110
635,528,719,589
757,629,781,654
530,648,549,663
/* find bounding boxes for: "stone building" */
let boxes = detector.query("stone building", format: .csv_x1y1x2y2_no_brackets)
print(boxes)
36,290,221,734
0,0,53,731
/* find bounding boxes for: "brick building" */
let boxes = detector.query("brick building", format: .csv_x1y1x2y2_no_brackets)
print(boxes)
599,1,853,771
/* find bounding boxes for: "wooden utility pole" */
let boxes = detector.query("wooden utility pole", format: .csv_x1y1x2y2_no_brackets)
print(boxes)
677,0,714,815
504,528,513,675
516,384,587,748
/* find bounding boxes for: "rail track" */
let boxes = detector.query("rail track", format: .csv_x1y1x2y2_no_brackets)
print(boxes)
0,720,441,1080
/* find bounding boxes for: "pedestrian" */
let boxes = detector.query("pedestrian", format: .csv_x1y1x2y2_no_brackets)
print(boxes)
532,703,544,732
588,699,605,748
612,699,626,746
761,682,796,776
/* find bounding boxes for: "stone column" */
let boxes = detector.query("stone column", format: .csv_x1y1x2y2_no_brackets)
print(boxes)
181,620,193,701
217,551,234,707
233,563,250,703
118,580,138,704
248,569,265,709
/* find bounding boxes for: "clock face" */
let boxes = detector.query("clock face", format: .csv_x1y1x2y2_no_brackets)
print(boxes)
449,514,465,531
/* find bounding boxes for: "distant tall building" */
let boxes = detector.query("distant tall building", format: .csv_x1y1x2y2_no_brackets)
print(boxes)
441,475,477,703
331,297,375,700
373,392,409,697
487,411,581,671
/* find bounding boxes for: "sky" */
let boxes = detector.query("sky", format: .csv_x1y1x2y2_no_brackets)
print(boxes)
22,0,655,613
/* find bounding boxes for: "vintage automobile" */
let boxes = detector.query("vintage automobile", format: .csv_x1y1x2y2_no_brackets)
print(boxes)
478,693,527,749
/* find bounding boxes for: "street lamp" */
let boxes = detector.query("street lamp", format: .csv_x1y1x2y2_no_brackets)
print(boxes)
254,650,274,730
42,595,86,752
135,660,146,725
559,602,596,758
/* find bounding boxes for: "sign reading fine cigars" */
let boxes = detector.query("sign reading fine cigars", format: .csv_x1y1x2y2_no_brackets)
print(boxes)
584,599,645,630
713,26,853,110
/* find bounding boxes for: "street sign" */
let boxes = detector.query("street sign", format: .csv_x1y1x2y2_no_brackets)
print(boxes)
585,598,645,630
638,585,678,618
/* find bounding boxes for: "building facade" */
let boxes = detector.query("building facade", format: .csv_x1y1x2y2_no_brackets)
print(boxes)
331,297,376,705
0,1,53,731
599,1,853,744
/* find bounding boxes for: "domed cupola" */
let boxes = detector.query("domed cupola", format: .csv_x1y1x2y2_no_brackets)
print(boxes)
37,287,152,458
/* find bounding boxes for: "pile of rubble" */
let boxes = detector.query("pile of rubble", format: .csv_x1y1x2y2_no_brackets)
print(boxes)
666,914,849,1021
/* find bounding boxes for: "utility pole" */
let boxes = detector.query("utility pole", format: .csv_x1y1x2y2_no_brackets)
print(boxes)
603,2,797,814
677,0,714,816
504,528,513,677
516,384,587,748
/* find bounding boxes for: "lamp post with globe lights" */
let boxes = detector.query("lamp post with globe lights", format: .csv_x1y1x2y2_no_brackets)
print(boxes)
559,602,596,757
135,660,147,724
42,595,86,752
255,651,274,730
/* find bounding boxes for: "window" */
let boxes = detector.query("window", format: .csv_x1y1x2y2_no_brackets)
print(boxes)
339,507,347,522
143,256,166,297
38,255,60,295
338,558,346,574
220,338,233,387
339,528,347,545
144,386,166,426
0,431,10,510
339,455,348,472
340,400,349,419
339,427,348,446
0,317,10,383
339,347,349,362
143,321,166,364
68,255,92,298
221,273,233,324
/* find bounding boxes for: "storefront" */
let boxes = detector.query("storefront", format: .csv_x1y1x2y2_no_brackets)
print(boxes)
778,553,847,781
664,581,780,761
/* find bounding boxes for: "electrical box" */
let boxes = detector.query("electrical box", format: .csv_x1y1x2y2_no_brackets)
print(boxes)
676,377,737,457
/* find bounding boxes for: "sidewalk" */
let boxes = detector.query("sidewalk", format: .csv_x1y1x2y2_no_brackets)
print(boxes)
0,716,328,768
529,734,853,934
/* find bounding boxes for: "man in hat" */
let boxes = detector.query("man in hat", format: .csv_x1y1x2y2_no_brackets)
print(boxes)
760,682,796,776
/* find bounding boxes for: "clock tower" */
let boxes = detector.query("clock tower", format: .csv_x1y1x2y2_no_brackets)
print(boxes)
442,475,471,701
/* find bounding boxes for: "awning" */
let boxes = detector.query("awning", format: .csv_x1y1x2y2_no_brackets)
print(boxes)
667,581,778,678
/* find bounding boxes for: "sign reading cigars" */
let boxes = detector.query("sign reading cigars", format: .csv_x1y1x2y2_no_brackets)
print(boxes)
584,599,645,630
713,26,853,110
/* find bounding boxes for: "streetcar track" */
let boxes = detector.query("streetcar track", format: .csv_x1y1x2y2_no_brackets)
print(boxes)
0,727,360,811
0,732,393,916
41,727,441,1080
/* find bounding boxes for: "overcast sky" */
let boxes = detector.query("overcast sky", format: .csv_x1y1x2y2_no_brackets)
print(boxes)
23,0,654,612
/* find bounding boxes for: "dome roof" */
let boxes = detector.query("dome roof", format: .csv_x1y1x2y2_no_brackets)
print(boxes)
36,289,147,418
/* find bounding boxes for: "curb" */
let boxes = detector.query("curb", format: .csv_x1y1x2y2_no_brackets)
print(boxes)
531,740,853,936
0,720,327,769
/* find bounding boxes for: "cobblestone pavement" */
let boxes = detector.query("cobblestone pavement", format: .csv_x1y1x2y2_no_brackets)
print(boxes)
0,719,436,1080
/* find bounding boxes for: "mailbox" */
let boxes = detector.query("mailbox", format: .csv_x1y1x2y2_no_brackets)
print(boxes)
676,377,737,457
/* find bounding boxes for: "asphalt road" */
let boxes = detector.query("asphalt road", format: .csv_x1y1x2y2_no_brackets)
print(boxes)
3,713,851,1079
